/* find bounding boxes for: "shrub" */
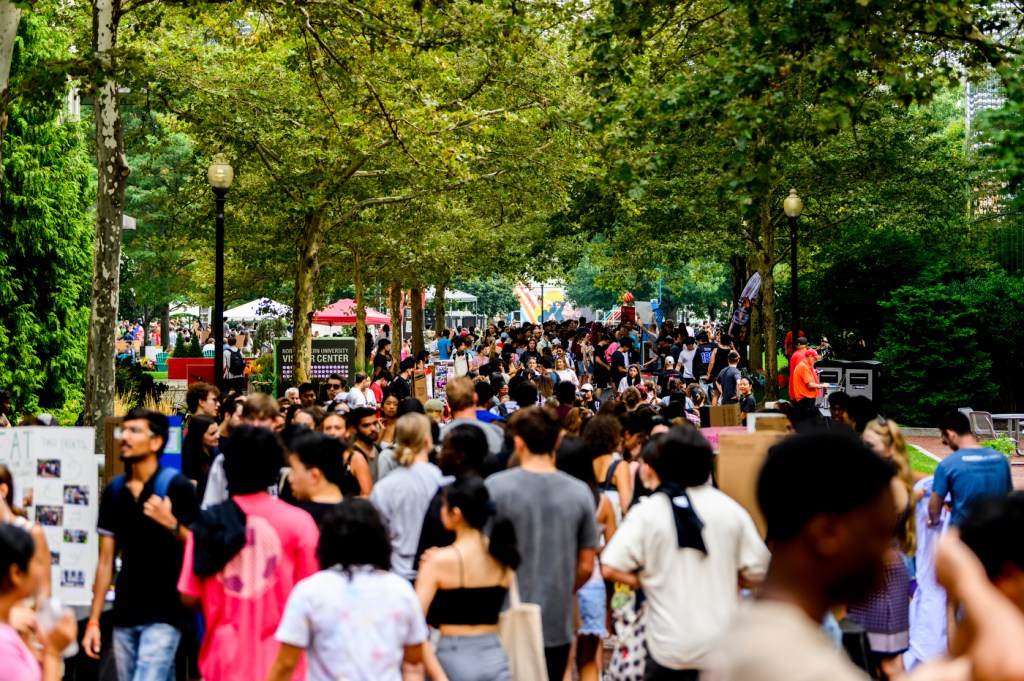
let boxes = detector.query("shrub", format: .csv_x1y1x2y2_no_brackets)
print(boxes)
876,282,996,426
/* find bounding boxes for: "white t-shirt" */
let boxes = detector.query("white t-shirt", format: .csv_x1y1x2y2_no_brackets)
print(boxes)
276,567,428,681
679,346,697,379
714,600,868,681
346,387,376,410
601,485,770,670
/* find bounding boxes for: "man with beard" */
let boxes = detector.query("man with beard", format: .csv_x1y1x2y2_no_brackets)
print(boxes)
347,406,382,482
82,409,200,679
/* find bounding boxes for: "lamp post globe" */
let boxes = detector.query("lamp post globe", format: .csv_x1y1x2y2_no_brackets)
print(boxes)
208,155,233,392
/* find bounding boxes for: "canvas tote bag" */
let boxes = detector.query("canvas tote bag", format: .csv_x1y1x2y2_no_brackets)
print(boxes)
498,574,548,681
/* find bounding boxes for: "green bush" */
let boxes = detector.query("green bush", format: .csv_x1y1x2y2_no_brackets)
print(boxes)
981,438,1018,457
876,282,997,426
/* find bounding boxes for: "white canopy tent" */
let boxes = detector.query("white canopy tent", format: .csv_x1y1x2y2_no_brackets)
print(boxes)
424,287,478,304
224,298,291,322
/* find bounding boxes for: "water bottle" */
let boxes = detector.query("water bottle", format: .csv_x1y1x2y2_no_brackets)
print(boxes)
36,597,80,658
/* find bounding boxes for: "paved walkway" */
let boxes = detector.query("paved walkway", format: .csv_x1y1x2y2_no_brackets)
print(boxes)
907,436,1024,490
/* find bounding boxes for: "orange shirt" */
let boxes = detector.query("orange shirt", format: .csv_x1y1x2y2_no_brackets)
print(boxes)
789,349,806,385
791,361,819,401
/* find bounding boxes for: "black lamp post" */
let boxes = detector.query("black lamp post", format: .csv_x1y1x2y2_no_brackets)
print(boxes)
784,188,804,349
208,155,234,390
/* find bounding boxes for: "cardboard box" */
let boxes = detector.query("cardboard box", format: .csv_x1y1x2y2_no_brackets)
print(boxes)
413,370,428,403
748,412,790,433
716,431,788,537
708,403,741,427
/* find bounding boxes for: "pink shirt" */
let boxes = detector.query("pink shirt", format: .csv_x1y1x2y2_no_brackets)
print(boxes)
178,494,319,681
0,622,40,681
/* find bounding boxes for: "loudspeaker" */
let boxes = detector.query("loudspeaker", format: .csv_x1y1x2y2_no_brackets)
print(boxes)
814,360,883,411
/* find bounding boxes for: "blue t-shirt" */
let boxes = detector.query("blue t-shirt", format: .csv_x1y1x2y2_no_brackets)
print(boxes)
436,338,452,361
933,447,1012,526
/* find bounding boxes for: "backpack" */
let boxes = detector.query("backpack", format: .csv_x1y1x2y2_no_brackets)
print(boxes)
110,467,179,502
228,347,246,375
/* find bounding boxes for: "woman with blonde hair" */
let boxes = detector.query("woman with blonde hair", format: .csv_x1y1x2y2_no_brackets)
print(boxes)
370,413,446,581
848,417,916,680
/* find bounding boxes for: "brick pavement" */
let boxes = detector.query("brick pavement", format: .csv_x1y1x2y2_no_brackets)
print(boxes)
906,436,1024,490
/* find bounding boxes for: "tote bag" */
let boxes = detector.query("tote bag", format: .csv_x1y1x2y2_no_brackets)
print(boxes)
498,574,548,681
606,600,647,681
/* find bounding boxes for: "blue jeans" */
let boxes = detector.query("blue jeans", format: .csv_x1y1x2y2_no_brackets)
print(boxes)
113,623,180,681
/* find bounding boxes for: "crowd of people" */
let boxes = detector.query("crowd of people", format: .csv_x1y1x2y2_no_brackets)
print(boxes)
3,316,1024,681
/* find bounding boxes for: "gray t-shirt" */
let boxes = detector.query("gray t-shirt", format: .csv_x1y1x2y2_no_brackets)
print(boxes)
718,366,741,404
370,462,447,580
486,468,599,647
440,417,505,456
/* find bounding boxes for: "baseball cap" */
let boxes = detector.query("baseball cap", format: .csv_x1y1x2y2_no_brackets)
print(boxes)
580,383,594,391
664,356,675,365
804,349,820,359
500,332,509,339
796,336,809,346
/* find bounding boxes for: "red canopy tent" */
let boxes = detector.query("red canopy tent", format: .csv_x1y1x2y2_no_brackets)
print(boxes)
313,298,391,325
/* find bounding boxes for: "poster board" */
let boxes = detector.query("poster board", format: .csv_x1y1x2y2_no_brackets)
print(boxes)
708,403,741,427
413,370,429,403
748,412,790,433
716,431,787,538
275,338,357,381
0,427,99,605
433,361,455,403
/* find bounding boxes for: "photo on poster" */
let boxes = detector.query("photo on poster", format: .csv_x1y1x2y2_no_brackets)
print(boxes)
63,529,88,544
36,505,63,526
61,570,85,588
50,550,60,566
37,460,61,478
63,485,89,506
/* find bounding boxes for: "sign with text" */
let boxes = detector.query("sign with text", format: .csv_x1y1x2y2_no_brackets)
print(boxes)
0,427,98,605
276,338,357,381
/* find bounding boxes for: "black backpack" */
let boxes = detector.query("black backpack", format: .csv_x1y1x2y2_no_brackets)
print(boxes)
228,347,245,375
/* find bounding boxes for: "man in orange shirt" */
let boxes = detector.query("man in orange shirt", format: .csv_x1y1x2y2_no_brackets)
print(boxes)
791,349,827,411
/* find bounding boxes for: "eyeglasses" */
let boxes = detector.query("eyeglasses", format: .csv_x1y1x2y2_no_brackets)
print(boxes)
114,425,156,438
327,383,342,389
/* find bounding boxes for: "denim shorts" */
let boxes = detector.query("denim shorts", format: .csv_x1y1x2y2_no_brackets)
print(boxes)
577,579,608,637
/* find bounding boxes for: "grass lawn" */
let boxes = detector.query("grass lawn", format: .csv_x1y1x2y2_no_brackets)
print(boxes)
909,445,938,475
151,371,168,381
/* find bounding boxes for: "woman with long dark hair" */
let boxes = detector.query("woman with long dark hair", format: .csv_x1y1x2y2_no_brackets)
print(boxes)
416,476,520,681
181,414,219,500
556,437,616,681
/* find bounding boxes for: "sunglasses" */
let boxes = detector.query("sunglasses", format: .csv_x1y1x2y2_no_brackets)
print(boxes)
327,383,342,389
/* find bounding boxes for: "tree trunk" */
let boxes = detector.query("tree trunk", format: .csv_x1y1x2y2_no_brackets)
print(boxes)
353,246,367,370
0,0,21,201
389,283,402,366
410,285,425,355
756,204,779,401
160,302,170,351
291,210,322,384
433,279,447,337
84,0,127,450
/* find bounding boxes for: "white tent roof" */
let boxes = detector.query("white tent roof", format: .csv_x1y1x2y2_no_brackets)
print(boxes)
424,287,478,303
224,298,291,321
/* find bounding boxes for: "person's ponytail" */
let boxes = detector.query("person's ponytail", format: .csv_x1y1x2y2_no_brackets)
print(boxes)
489,517,520,570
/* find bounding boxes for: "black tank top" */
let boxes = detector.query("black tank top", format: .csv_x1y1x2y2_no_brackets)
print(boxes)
425,546,508,627
710,343,731,379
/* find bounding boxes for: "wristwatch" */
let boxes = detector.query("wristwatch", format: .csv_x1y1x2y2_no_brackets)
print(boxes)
170,520,180,535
